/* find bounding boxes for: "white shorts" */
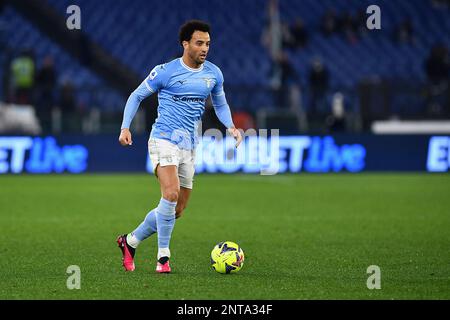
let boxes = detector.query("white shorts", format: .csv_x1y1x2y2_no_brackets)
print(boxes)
148,137,195,189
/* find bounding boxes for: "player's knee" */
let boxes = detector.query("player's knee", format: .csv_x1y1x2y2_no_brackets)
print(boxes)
163,189,179,202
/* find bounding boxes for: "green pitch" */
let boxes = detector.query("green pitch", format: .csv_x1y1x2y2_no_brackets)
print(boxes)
0,174,449,299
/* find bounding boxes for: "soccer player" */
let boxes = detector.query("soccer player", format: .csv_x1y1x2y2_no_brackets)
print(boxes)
117,20,242,273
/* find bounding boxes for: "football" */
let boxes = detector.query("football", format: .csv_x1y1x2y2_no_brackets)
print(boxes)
210,241,245,274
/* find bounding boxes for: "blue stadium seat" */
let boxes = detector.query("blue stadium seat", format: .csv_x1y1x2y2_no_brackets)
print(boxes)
2,0,447,113
0,6,126,111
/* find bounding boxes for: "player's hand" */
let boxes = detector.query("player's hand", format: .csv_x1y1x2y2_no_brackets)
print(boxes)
119,128,133,146
228,127,242,148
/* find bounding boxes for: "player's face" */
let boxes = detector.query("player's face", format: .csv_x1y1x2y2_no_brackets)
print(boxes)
185,31,210,65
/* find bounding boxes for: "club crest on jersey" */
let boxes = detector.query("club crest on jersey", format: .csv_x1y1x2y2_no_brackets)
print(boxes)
203,78,213,88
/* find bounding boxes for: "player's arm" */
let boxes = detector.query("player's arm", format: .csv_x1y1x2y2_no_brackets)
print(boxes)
211,93,242,147
119,81,153,146
119,65,163,146
211,69,242,148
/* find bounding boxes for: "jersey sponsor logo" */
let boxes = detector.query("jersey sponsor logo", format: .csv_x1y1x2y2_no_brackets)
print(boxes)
172,95,206,103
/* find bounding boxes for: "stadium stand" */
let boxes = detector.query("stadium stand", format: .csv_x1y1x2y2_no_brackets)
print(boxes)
0,0,448,133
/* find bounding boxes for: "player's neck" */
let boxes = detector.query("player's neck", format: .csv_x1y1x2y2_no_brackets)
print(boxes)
181,55,202,70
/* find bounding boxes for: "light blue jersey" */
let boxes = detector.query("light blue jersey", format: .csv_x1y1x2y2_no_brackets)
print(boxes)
121,58,234,150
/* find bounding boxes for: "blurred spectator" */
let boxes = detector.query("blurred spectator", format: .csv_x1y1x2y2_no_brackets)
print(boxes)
35,55,56,132
78,34,93,66
278,52,299,87
9,49,35,104
340,12,358,44
280,22,296,49
325,92,347,132
232,111,256,131
424,44,449,117
290,18,308,48
321,9,338,36
200,99,255,135
59,80,76,113
261,0,283,88
394,19,416,45
308,57,329,118
271,51,300,108
261,0,282,57
58,79,79,132
425,45,449,86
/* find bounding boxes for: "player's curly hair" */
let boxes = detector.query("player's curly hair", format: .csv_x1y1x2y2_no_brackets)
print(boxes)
179,20,210,45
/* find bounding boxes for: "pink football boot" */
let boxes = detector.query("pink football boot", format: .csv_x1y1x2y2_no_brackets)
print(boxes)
117,234,136,271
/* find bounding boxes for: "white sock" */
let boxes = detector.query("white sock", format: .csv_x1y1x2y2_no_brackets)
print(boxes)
126,233,140,248
158,248,170,259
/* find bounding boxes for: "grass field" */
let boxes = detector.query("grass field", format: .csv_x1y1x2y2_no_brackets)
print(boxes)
0,173,449,300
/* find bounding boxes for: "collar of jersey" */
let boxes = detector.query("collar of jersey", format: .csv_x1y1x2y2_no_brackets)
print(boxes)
179,58,204,72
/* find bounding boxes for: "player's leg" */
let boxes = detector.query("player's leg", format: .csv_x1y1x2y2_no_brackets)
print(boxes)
117,138,178,272
154,164,180,273
118,208,156,272
176,148,195,219
153,144,195,272
176,187,191,219
124,138,167,248
126,172,187,246
126,166,184,273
